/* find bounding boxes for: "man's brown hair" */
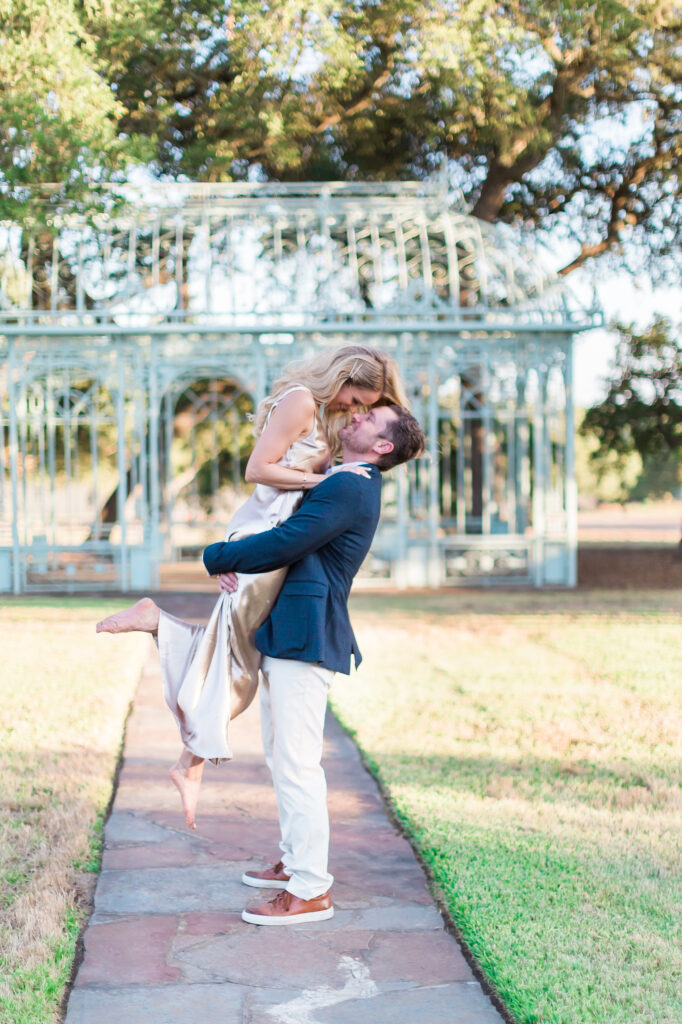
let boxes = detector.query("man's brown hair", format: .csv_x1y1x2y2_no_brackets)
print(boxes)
376,406,426,471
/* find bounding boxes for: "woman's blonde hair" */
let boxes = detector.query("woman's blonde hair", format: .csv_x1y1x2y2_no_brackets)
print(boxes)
253,344,409,457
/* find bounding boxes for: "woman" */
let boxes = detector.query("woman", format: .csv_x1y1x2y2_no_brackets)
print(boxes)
96,345,408,828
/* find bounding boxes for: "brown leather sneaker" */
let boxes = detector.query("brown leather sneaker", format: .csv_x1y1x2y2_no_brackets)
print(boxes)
241,889,333,926
241,860,292,889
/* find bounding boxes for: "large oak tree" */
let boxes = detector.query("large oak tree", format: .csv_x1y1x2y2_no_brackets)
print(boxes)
2,0,680,279
87,0,681,278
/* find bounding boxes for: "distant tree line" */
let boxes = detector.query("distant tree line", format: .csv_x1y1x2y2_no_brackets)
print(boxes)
580,317,682,504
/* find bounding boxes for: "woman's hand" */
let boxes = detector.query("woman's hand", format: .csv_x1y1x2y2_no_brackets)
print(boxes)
218,572,239,594
334,465,371,478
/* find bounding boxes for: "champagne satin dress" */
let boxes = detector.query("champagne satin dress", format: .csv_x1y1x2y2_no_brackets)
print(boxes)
157,386,330,762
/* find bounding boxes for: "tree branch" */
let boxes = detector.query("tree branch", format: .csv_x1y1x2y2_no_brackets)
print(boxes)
471,56,595,221
558,148,672,275
312,66,394,134
241,59,397,160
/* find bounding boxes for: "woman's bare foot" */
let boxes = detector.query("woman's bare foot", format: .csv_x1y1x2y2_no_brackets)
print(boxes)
96,597,160,634
170,748,205,829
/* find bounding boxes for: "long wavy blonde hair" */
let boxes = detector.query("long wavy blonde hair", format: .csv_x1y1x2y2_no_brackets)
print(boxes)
253,344,410,457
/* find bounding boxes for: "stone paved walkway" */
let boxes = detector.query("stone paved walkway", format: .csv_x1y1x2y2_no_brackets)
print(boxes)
66,595,504,1024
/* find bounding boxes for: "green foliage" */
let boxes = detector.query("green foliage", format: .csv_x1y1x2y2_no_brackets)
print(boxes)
0,0,131,226
575,419,642,502
581,317,682,493
0,913,81,1024
628,450,681,500
83,0,681,276
2,1,680,274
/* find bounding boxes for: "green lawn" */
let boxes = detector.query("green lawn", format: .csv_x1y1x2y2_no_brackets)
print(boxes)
337,590,682,1024
0,599,148,1024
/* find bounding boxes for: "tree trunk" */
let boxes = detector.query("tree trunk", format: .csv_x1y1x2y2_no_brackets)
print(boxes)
470,163,514,223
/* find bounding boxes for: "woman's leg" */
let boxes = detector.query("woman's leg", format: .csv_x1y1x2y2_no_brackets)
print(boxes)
96,597,160,634
170,746,205,829
97,598,206,827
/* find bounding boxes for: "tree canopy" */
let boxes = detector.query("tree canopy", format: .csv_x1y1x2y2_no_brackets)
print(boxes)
0,0,129,226
1,0,680,278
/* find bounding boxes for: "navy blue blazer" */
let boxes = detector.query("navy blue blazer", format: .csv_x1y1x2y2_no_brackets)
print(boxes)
202,465,382,674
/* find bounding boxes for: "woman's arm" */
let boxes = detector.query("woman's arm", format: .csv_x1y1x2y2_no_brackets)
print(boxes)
205,472,373,576
244,390,328,491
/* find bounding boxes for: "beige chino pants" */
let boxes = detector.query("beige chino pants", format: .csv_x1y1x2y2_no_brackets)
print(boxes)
260,655,335,901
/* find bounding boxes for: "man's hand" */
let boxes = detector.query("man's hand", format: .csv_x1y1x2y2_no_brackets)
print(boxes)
218,572,239,593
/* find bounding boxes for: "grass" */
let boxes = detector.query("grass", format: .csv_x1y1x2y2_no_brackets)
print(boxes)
335,589,682,1024
0,599,148,1024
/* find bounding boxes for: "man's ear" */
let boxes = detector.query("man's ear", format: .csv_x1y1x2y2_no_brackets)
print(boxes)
373,438,394,456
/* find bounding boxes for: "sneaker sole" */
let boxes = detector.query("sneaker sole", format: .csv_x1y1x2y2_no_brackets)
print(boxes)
241,873,291,889
241,907,334,926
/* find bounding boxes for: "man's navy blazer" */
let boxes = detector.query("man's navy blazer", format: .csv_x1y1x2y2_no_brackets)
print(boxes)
202,465,382,674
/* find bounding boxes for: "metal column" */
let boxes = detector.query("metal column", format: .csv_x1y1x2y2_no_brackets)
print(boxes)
115,344,129,591
148,338,161,587
532,368,546,586
427,338,440,586
8,339,21,594
394,332,409,587
564,341,578,587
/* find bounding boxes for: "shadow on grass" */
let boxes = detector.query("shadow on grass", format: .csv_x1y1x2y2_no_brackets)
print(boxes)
350,590,682,618
3,589,681,617
0,592,218,622
354,748,680,814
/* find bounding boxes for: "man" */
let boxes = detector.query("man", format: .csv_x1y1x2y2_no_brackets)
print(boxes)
203,404,425,925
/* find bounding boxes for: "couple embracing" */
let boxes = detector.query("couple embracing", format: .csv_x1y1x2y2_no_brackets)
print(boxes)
97,344,425,926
